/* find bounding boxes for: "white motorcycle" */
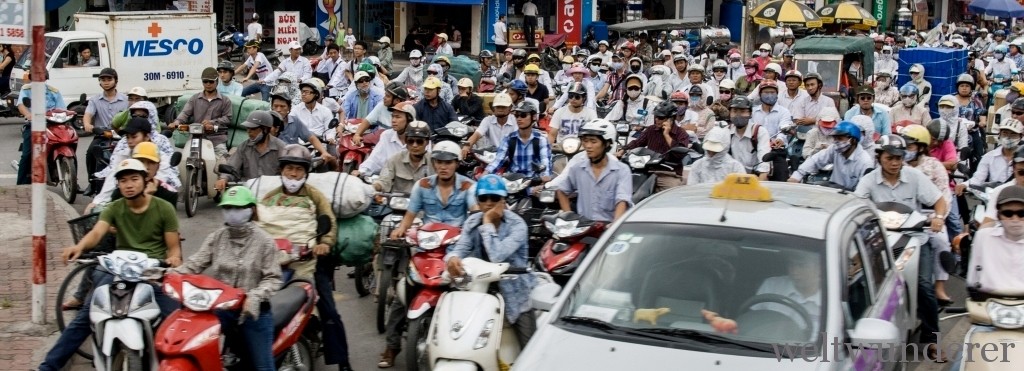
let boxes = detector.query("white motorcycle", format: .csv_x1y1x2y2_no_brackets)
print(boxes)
426,258,558,371
89,250,164,370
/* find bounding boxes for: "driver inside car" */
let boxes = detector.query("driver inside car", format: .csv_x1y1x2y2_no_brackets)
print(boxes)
702,251,821,339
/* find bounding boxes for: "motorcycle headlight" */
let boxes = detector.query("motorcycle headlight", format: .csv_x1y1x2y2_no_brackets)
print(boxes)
561,137,581,154
504,178,528,194
119,262,144,282
894,246,917,271
449,126,468,137
539,189,556,204
628,155,651,169
544,218,589,239
474,319,495,349
182,281,223,312
188,123,205,134
477,151,496,164
389,196,410,210
616,123,629,133
417,230,447,251
987,302,1024,329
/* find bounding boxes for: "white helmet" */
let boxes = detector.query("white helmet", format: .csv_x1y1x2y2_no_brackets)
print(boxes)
764,63,782,75
719,79,736,90
431,140,463,161
998,118,1024,134
579,119,617,151
686,64,706,74
409,50,423,59
711,59,728,70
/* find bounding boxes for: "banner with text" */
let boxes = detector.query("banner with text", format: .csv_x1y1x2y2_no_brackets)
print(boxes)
223,0,236,28
187,0,212,12
0,0,28,45
557,0,582,47
244,0,256,21
486,0,507,46
316,0,343,43
275,11,301,53
872,0,887,32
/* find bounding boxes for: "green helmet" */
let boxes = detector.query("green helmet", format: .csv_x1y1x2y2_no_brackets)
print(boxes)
358,62,377,78
219,186,257,207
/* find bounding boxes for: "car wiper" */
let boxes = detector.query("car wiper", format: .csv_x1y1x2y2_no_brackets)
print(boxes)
558,316,712,347
632,328,776,353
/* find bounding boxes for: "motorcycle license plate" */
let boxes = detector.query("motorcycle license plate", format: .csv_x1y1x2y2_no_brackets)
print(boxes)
381,247,399,265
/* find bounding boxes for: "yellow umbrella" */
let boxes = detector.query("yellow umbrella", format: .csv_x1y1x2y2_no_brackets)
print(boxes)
750,0,823,28
817,1,878,30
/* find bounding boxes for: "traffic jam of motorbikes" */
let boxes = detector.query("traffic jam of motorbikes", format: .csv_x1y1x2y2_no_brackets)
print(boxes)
12,1,1024,370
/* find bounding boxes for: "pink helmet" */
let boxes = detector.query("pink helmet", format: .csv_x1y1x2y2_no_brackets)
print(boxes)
568,63,588,75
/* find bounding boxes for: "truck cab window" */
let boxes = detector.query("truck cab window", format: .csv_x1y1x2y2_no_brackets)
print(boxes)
59,42,100,68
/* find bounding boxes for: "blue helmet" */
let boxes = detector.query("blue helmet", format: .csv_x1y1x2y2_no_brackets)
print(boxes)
898,83,919,97
476,174,508,197
831,121,862,142
509,79,528,95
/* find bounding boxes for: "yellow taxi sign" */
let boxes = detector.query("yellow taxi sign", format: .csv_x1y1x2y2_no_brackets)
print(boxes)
710,174,773,202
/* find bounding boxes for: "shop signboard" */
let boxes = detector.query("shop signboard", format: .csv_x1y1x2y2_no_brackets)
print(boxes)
558,0,582,47
315,0,343,42
223,0,236,27
243,0,256,20
872,0,887,32
486,0,508,45
188,0,212,12
508,15,543,48
275,11,301,53
0,0,28,45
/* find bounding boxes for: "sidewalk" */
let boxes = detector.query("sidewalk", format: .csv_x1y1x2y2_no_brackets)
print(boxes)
0,186,83,370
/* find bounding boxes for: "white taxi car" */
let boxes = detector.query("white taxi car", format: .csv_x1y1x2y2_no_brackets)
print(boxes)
517,174,923,371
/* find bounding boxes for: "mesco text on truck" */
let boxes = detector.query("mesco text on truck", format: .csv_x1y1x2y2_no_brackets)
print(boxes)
11,11,217,115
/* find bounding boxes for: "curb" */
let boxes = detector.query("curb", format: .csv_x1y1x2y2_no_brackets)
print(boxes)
47,189,81,220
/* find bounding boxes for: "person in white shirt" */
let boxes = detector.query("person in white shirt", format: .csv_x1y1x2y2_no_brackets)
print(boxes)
777,70,809,113
606,75,655,128
316,44,344,82
751,81,795,137
986,45,1015,79
436,33,454,55
463,93,516,156
292,80,337,149
236,40,273,101
247,13,262,43
548,83,598,145
548,63,596,114
729,96,772,178
593,40,613,65
493,15,509,55
522,0,539,48
355,102,418,176
344,28,356,50
276,41,313,82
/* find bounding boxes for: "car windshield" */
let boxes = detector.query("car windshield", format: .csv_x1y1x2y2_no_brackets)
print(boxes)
16,36,62,70
558,223,826,355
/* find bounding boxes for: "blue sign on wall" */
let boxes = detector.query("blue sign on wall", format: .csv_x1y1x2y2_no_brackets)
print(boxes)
485,0,507,47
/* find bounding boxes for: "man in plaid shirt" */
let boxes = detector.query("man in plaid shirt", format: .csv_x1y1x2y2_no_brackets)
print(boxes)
485,101,553,180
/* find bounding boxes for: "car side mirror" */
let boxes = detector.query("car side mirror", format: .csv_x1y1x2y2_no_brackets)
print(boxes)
530,282,561,311
315,215,332,237
21,97,30,108
170,152,182,167
847,318,900,347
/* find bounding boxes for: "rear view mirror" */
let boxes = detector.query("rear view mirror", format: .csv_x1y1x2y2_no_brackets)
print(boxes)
170,152,182,167
315,215,331,237
328,118,339,129
706,96,714,106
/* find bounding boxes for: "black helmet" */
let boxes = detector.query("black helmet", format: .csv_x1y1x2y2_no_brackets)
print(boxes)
385,81,410,101
652,100,676,118
216,60,235,74
512,49,528,59
405,120,432,139
479,50,494,59
99,68,118,80
729,96,753,109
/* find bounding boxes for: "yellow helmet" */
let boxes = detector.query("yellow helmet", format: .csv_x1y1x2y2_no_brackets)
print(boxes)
132,142,160,163
900,124,931,146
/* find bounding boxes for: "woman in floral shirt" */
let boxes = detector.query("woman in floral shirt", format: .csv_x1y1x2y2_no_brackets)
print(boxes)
900,124,955,305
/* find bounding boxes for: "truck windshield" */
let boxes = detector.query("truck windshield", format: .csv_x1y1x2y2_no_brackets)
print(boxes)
16,36,62,70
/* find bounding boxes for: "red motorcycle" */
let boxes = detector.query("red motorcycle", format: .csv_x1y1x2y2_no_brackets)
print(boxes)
44,109,80,203
535,211,607,285
399,222,459,370
337,118,379,174
154,272,318,370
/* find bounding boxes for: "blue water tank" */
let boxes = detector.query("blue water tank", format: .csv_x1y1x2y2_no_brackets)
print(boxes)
720,0,744,43
591,21,608,42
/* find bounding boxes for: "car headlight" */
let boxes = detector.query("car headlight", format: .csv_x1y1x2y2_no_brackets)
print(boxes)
182,281,223,312
474,319,495,349
188,123,205,134
417,230,447,250
987,302,1024,329
545,218,589,238
628,155,650,169
389,196,410,210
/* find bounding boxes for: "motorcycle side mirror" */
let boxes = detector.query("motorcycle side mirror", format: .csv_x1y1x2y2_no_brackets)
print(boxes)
21,97,30,108
328,118,339,129
315,215,331,237
170,152,182,167
532,162,547,173
217,164,240,179
501,72,512,81
706,96,714,107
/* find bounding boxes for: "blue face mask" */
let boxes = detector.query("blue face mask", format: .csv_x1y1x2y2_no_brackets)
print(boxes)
760,93,778,105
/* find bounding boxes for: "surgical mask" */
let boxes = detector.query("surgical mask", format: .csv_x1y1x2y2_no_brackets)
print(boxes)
691,97,705,109
820,127,834,136
282,177,306,193
996,52,1006,60
999,136,1021,149
880,53,892,60
708,151,726,166
358,86,370,94
939,107,957,120
611,62,623,71
248,131,264,145
627,90,641,99
902,97,916,107
903,150,918,162
877,80,890,89
760,93,778,105
222,208,253,226
730,61,741,68
590,65,601,73
732,116,750,128
834,140,852,153
719,92,732,101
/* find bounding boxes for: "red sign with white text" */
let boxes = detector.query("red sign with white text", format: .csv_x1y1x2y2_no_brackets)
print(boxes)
557,0,581,47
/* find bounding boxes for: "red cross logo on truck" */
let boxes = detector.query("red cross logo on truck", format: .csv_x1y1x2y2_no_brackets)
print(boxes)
147,22,162,38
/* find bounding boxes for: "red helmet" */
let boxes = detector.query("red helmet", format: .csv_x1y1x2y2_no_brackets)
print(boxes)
670,90,689,102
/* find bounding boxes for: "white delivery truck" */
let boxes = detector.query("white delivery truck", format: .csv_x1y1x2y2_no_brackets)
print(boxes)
11,11,217,113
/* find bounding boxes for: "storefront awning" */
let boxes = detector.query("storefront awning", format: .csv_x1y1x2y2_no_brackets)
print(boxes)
381,0,484,5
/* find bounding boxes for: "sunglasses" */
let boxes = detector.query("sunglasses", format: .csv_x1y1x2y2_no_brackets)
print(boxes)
999,209,1024,218
719,90,731,94
569,93,585,100
202,79,216,84
427,71,438,75
514,112,533,118
1017,169,1024,177
1013,111,1024,116
356,78,371,84
655,115,673,120
858,95,874,100
900,95,916,99
528,59,540,63
407,138,427,145
759,49,770,53
627,86,642,91
713,68,726,72
477,194,503,203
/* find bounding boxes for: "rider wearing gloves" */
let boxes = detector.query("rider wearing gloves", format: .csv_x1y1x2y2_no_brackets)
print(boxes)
216,111,287,192
556,119,632,221
166,186,282,371
373,121,434,193
485,100,553,179
890,84,931,127
606,74,655,128
788,121,873,190
445,174,537,346
688,124,746,185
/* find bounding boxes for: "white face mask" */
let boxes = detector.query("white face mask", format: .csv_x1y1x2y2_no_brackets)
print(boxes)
902,97,916,107
222,208,253,226
590,65,601,73
282,177,306,193
939,107,957,120
730,61,741,68
877,80,890,89
834,140,852,153
562,64,572,71
627,90,641,99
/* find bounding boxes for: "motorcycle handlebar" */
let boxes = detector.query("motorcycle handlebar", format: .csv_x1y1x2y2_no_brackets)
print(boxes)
505,267,532,275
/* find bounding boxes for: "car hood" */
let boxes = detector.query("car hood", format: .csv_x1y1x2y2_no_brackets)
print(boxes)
512,324,831,371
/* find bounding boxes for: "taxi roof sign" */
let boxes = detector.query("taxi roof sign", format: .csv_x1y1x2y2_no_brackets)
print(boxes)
710,174,773,202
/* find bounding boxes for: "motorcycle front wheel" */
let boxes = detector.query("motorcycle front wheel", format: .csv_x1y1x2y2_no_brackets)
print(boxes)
406,315,432,371
110,340,143,371
376,264,394,333
354,262,375,297
183,167,201,217
56,261,97,360
56,156,77,204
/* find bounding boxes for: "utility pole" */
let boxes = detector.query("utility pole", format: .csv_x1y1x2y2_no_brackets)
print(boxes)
30,0,48,325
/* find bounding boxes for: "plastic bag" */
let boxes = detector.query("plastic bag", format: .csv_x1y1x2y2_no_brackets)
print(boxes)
246,172,375,218
434,54,481,87
169,92,271,149
333,214,377,266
